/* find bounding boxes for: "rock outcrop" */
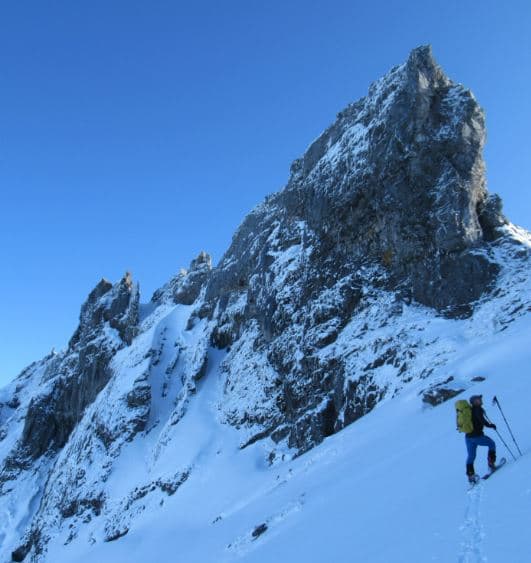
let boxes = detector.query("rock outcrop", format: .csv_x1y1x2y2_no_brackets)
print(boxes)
151,251,212,305
2,273,139,467
197,45,508,452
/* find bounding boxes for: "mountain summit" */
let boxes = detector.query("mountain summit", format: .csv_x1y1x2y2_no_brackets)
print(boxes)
1,46,530,562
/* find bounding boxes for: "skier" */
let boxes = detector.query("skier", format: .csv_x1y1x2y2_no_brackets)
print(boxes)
465,394,497,482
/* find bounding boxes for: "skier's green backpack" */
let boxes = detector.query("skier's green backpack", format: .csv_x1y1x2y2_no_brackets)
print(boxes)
455,399,473,433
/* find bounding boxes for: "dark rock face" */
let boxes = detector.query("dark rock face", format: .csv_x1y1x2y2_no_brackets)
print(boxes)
70,272,139,347
124,374,152,438
278,46,502,313
422,386,464,406
205,46,505,332
14,273,139,462
196,45,508,452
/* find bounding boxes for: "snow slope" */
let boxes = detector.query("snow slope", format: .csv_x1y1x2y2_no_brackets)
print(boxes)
37,235,531,563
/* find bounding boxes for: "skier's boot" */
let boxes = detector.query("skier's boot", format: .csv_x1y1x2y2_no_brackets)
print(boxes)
466,463,478,484
488,450,496,471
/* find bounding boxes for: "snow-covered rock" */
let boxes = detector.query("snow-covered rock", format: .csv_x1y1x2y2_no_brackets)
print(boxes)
197,44,510,453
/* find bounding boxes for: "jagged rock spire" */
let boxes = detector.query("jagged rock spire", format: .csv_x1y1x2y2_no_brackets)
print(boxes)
151,251,213,305
70,272,139,348
196,46,508,453
14,274,140,462
275,45,501,311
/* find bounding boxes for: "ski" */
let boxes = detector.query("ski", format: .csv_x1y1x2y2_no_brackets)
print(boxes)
482,457,507,480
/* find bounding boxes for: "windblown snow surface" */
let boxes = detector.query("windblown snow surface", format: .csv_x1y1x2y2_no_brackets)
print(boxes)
2,227,525,563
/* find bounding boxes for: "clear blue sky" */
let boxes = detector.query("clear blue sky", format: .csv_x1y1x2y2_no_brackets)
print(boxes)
1,0,530,385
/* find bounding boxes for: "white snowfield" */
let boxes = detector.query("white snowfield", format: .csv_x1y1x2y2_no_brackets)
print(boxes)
0,227,520,563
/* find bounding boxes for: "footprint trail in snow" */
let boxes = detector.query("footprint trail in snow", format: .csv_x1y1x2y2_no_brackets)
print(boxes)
458,482,487,563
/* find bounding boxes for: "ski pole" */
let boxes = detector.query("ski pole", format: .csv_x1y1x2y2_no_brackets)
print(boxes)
492,396,523,456
494,428,517,462
484,410,517,461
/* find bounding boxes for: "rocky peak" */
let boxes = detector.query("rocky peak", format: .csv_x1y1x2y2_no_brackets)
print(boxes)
152,251,212,306
274,45,502,314
192,46,514,454
403,44,449,89
190,250,212,272
69,272,139,348
87,277,113,301
207,46,504,321
2,274,140,465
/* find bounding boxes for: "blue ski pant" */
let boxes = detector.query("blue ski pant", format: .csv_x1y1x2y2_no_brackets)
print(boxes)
466,435,496,465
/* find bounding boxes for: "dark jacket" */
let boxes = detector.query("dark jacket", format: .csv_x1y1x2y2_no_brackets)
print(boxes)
466,405,495,438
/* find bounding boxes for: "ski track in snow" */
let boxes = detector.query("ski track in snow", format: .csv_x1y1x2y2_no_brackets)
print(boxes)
458,483,487,563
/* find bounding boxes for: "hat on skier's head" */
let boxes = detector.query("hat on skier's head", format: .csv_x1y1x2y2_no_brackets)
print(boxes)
469,394,483,405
